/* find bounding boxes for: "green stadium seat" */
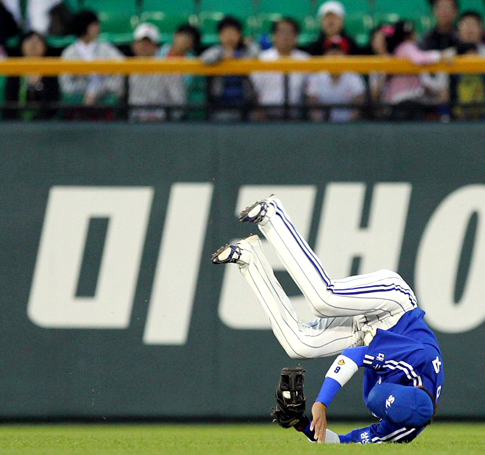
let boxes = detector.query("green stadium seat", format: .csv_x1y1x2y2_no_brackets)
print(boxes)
374,0,433,36
374,0,431,21
459,0,485,14
346,13,373,47
373,12,401,26
83,0,137,15
47,35,77,48
373,12,432,35
63,0,80,11
140,0,197,43
198,0,256,45
83,0,138,44
199,0,254,18
141,0,196,16
258,0,313,17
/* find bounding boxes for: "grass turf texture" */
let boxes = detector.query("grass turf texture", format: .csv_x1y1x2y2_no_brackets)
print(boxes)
0,423,483,455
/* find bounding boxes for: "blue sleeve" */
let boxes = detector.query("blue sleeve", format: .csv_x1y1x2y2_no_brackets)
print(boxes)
341,345,369,366
315,346,369,407
316,377,341,407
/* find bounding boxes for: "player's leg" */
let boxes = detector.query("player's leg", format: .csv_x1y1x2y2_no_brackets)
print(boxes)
367,383,434,429
212,235,362,358
240,196,417,321
300,409,427,444
323,383,433,444
336,419,425,444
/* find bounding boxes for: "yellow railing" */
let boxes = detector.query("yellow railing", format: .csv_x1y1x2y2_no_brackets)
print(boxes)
1,56,485,75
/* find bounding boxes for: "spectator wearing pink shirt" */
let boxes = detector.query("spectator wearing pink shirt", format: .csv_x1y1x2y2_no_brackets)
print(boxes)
383,21,454,119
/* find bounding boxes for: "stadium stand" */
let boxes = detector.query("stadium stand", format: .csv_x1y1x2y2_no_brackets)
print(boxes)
315,0,373,46
140,0,197,44
27,0,483,48
460,0,485,14
2,0,485,122
63,0,80,12
373,0,432,34
82,0,138,44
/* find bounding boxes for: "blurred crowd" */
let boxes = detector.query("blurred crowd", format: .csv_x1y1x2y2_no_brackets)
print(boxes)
1,0,485,121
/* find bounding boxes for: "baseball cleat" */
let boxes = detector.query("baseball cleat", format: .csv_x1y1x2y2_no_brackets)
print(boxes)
211,244,247,265
239,195,277,224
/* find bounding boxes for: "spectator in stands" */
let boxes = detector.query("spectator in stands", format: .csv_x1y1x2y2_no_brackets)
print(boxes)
2,0,21,26
384,21,454,120
27,0,61,35
201,16,259,121
420,0,459,50
4,32,60,120
159,23,200,58
129,23,165,122
129,23,200,121
159,24,202,120
451,42,485,119
306,1,360,56
3,0,71,36
457,11,485,54
251,18,309,120
47,2,73,36
307,36,365,122
367,25,392,117
0,1,19,57
60,10,123,111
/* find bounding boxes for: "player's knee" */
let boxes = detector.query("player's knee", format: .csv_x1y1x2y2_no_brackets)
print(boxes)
309,305,327,318
304,295,337,317
309,301,347,318
281,344,301,359
286,343,321,359
280,341,306,359
380,269,410,290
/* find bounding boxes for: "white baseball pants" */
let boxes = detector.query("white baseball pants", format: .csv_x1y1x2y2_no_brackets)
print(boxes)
237,197,417,359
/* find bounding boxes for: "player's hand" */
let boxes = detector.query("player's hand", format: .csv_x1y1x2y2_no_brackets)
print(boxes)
310,401,328,443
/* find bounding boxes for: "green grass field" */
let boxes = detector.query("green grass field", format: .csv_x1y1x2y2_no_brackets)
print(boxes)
0,423,483,455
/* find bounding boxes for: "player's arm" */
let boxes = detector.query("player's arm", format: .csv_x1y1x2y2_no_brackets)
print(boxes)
307,346,369,442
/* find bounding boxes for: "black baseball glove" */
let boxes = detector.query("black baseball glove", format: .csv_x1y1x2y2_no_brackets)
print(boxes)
271,367,309,430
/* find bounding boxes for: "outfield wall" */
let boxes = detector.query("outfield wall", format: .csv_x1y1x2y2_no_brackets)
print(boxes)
0,122,484,420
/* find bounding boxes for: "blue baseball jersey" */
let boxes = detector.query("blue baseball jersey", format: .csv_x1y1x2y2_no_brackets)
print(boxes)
341,308,444,444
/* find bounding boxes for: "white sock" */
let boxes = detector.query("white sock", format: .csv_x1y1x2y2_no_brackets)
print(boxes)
325,429,341,444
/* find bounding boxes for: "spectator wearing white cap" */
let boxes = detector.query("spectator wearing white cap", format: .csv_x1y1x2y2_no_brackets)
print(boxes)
307,35,366,122
306,1,360,55
129,23,200,121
